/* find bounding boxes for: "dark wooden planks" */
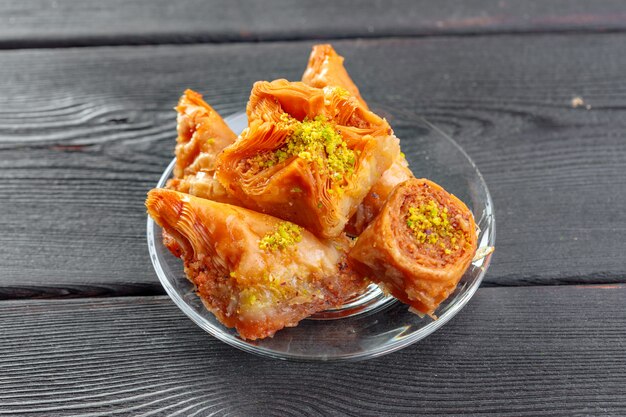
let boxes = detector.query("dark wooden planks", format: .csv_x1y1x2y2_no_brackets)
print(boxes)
0,285,624,416
2,0,626,48
2,35,626,295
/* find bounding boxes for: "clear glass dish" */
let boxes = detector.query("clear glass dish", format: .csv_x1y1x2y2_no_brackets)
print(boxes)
147,112,495,361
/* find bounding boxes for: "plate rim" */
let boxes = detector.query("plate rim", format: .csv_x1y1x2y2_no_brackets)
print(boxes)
146,111,496,361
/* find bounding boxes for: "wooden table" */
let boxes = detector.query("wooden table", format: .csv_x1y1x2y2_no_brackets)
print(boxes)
2,1,625,415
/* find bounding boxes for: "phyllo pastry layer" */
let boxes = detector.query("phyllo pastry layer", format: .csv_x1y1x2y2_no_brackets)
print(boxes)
216,79,399,238
166,89,240,205
349,178,477,316
147,188,367,340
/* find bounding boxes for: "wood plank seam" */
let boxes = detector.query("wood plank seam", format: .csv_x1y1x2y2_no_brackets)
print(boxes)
2,28,626,50
0,281,624,302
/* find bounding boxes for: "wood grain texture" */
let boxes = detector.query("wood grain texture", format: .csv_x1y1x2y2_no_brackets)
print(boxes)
0,285,624,416
1,35,626,295
2,0,626,48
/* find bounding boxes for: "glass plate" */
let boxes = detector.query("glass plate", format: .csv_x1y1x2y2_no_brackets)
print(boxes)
147,112,495,361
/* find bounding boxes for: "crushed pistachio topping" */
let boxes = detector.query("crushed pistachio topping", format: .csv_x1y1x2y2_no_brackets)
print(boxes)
253,115,356,184
237,272,321,309
333,86,350,99
406,199,463,253
259,221,303,251
206,138,216,145
240,290,257,307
